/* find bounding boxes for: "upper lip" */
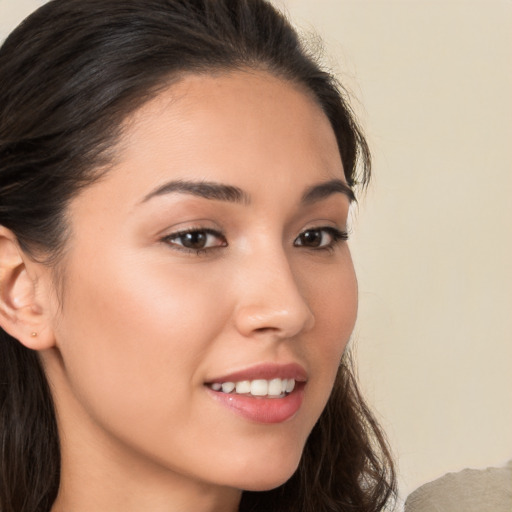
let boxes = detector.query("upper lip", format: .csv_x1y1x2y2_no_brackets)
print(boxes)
206,362,308,384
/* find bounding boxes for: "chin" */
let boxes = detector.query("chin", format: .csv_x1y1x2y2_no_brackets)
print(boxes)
241,474,296,492
233,452,303,492
241,477,296,493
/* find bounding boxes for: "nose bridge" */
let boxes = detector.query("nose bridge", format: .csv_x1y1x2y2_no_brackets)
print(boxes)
234,242,315,339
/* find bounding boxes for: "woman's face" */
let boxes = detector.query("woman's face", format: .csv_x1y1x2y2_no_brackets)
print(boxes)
43,71,358,495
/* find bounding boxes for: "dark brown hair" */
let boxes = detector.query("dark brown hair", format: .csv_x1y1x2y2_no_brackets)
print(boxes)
0,1,395,510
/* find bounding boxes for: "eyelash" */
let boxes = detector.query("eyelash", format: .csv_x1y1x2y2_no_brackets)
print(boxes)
294,226,349,252
161,228,227,255
161,226,348,255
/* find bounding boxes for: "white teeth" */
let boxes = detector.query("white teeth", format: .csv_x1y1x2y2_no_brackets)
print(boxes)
235,380,251,394
221,382,235,393
268,378,283,396
210,378,296,397
251,379,268,396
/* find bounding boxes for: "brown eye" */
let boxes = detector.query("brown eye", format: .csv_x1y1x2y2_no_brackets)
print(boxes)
164,229,227,252
180,231,208,249
294,227,348,249
296,229,323,247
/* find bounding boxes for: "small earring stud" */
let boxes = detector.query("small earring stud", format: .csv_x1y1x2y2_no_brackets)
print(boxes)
30,332,38,337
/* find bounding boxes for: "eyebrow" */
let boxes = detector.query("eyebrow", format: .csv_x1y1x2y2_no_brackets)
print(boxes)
301,179,356,204
141,178,355,205
141,180,250,205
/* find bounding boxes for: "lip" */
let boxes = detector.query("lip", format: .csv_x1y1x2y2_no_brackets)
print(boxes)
205,362,308,384
206,384,305,424
204,363,307,424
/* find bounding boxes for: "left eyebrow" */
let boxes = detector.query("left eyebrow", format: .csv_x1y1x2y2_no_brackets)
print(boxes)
301,179,355,204
141,179,250,205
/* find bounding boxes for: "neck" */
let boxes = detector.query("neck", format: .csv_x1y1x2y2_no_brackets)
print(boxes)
52,483,240,512
51,434,242,512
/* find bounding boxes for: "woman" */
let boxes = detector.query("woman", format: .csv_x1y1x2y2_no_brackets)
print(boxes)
0,0,395,511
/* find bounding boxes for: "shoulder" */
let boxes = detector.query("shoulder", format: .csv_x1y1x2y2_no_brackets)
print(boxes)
404,460,512,512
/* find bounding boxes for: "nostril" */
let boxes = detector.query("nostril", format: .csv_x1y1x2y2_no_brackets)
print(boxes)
253,326,279,334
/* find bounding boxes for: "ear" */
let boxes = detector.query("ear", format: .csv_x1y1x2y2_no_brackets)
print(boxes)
0,226,56,350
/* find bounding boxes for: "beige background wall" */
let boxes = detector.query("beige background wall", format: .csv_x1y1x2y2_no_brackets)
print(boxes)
2,0,511,505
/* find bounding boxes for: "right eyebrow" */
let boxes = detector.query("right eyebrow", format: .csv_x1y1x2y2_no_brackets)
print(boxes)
301,179,356,204
140,179,250,205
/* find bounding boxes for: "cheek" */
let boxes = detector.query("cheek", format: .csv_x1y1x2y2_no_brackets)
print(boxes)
305,249,357,342
52,254,229,431
48,241,357,488
302,252,358,400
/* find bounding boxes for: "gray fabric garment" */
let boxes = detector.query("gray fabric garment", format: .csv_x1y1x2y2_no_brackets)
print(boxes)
404,460,512,512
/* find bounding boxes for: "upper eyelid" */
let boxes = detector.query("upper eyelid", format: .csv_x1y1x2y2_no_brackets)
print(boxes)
166,227,222,236
161,225,223,238
295,225,349,238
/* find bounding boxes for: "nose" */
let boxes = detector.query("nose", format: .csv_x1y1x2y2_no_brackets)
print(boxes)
233,250,315,340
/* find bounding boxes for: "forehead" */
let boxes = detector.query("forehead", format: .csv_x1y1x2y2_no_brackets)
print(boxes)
113,70,343,187
68,70,346,226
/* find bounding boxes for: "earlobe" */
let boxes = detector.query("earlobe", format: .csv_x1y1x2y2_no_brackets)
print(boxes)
0,227,56,350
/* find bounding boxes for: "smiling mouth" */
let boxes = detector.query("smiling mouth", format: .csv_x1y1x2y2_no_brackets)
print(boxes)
206,378,296,398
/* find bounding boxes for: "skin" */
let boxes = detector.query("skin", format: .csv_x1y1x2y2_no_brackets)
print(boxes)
9,71,358,511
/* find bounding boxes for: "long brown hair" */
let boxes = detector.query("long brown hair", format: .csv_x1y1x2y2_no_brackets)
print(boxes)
0,1,395,510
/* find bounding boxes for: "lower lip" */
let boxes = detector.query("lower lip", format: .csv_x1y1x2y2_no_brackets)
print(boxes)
206,385,305,424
